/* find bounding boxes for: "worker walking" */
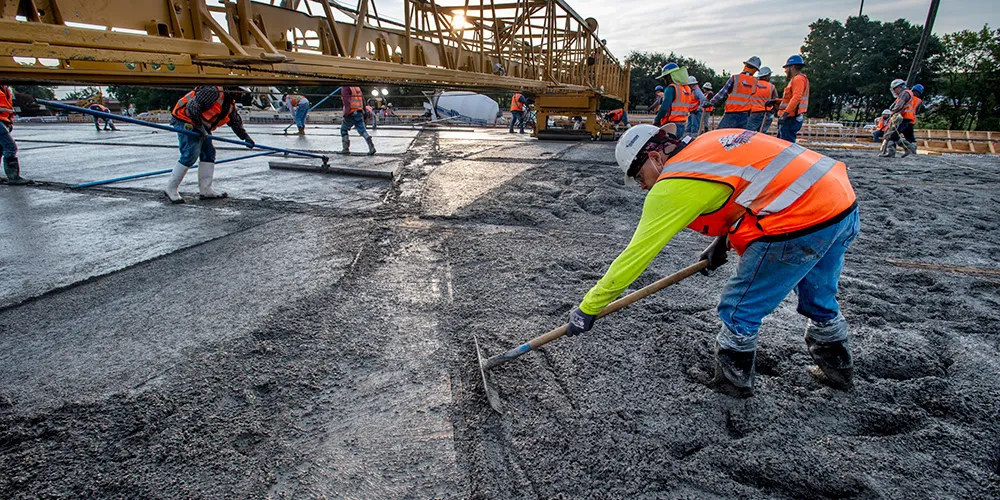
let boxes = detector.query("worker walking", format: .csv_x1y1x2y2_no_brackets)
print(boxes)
687,76,706,138
652,62,694,129
705,56,760,130
650,85,665,115
873,109,891,143
89,101,117,131
882,80,923,157
747,66,779,133
0,84,31,185
701,82,715,133
340,86,376,155
777,55,809,143
510,91,529,134
283,93,310,135
163,86,255,204
566,123,859,396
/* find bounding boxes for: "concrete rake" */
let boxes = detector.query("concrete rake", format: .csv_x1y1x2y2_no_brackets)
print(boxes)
475,260,708,413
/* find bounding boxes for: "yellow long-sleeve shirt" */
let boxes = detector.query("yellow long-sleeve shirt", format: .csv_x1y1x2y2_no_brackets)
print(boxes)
579,178,733,315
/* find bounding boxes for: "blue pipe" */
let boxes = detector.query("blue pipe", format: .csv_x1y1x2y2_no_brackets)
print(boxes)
38,99,329,164
70,151,276,189
283,87,341,133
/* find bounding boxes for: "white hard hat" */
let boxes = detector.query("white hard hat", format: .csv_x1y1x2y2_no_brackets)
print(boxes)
890,78,905,91
757,66,772,78
688,76,698,85
882,109,891,115
615,124,682,186
744,56,762,70
702,82,713,90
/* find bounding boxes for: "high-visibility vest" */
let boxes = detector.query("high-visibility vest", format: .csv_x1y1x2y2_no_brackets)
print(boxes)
901,90,920,122
656,129,857,254
875,116,889,131
659,83,693,125
89,104,110,113
779,74,809,117
342,87,364,115
511,93,525,112
703,91,714,113
286,94,306,108
724,73,757,113
749,80,775,113
607,109,624,122
0,85,13,126
172,86,232,131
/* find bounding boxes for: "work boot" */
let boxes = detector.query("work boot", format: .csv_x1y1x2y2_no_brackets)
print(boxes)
711,343,755,398
163,162,189,204
340,135,350,155
885,141,897,158
297,126,305,135
365,136,376,156
900,141,917,158
197,161,227,199
805,336,853,389
3,157,32,185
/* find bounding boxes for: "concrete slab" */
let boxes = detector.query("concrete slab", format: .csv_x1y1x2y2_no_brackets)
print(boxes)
422,159,535,216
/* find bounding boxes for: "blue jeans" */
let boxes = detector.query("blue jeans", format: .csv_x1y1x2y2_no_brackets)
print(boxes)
873,130,885,142
746,112,767,132
294,104,309,128
0,123,17,159
761,113,774,134
717,209,860,352
510,110,524,132
778,115,803,142
341,110,369,137
686,110,702,137
93,116,115,130
717,111,749,130
173,119,216,167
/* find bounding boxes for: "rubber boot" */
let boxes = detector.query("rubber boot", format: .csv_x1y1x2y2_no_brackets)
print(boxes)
885,141,897,158
900,141,916,158
197,161,227,199
805,337,853,389
3,157,32,185
163,162,189,204
365,136,376,156
340,135,350,155
711,342,755,397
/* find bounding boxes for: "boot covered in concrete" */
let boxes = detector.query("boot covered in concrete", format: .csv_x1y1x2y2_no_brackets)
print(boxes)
163,162,189,204
3,157,32,185
197,161,227,199
885,141,897,158
340,135,350,154
900,140,917,158
365,136,376,156
711,342,755,397
297,126,305,135
805,336,853,389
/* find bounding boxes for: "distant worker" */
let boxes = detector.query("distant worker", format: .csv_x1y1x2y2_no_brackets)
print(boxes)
687,76,706,138
283,93,310,135
384,103,396,117
89,101,117,131
650,85,665,114
873,109,891,143
493,62,506,76
701,82,715,133
652,62,694,129
882,81,923,158
510,91,529,134
163,86,255,204
747,66,779,133
705,56,760,130
341,86,376,155
604,108,630,129
777,55,809,143
565,123,859,396
0,84,31,185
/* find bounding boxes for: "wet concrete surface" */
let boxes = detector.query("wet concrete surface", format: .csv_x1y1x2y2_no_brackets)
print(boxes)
1,123,999,498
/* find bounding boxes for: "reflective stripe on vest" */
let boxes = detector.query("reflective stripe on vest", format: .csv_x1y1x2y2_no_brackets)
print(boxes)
749,81,774,113
901,90,919,121
779,74,809,116
172,86,231,130
511,93,524,112
724,73,756,113
876,117,888,131
665,83,693,123
0,86,12,125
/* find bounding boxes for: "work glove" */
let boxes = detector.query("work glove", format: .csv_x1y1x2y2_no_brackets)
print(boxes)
244,137,255,150
777,113,788,127
194,125,210,138
699,235,729,276
566,307,596,337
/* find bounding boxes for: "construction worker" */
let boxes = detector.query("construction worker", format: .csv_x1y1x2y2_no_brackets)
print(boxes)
777,55,809,143
510,91,528,134
163,86,255,204
687,76,706,138
746,66,779,133
883,81,923,158
341,86,376,155
873,109,891,143
705,56,760,130
604,108,629,129
0,84,30,185
282,93,310,135
652,62,694,129
701,82,715,133
89,101,117,131
566,123,859,396
650,85,665,114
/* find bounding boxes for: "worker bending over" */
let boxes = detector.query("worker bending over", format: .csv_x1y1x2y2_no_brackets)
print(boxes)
652,62,694,129
777,55,809,143
686,76,706,138
283,93,310,135
163,86,255,203
566,124,859,396
747,66,779,133
509,91,529,134
705,56,760,130
340,86,376,155
0,84,30,185
873,109,891,143
882,80,923,158
604,108,630,130
89,101,117,131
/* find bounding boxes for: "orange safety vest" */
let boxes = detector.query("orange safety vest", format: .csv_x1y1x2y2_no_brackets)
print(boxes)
703,91,714,113
779,74,809,117
286,94,305,107
659,83,694,125
89,104,110,113
901,90,920,122
724,73,757,113
656,129,856,255
875,116,889,131
511,93,525,112
342,87,364,115
172,86,232,131
749,80,775,113
607,109,624,122
0,86,14,126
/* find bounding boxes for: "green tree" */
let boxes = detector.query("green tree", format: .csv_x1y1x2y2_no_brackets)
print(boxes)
107,86,187,113
929,25,1000,130
63,86,102,101
12,85,55,100
625,51,722,111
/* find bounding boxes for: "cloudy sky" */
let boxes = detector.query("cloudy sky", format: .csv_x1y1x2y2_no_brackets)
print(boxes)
568,0,1000,72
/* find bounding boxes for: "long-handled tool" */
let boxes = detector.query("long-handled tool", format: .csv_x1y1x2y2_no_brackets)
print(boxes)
879,113,917,157
475,259,709,412
282,87,340,134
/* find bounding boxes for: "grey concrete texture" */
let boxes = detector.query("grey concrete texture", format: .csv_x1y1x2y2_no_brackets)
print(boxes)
1,124,998,498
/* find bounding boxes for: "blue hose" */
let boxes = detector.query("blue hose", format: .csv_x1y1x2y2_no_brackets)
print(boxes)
70,151,277,189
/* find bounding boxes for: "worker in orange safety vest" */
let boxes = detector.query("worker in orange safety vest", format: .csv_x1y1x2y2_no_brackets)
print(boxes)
340,86,376,155
0,84,31,185
872,109,891,143
705,56,760,130
509,92,529,134
746,66,779,133
777,55,810,143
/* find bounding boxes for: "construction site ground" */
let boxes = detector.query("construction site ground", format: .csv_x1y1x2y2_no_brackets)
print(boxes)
1,123,999,499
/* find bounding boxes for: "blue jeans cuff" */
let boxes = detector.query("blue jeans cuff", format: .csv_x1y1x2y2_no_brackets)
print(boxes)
717,324,758,352
806,313,847,343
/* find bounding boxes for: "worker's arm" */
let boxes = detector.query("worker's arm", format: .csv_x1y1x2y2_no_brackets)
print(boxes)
226,107,253,144
578,179,732,315
783,76,806,117
889,91,911,114
693,87,706,107
653,85,676,126
707,76,735,107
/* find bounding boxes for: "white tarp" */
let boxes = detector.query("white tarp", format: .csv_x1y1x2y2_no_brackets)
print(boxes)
424,92,499,125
